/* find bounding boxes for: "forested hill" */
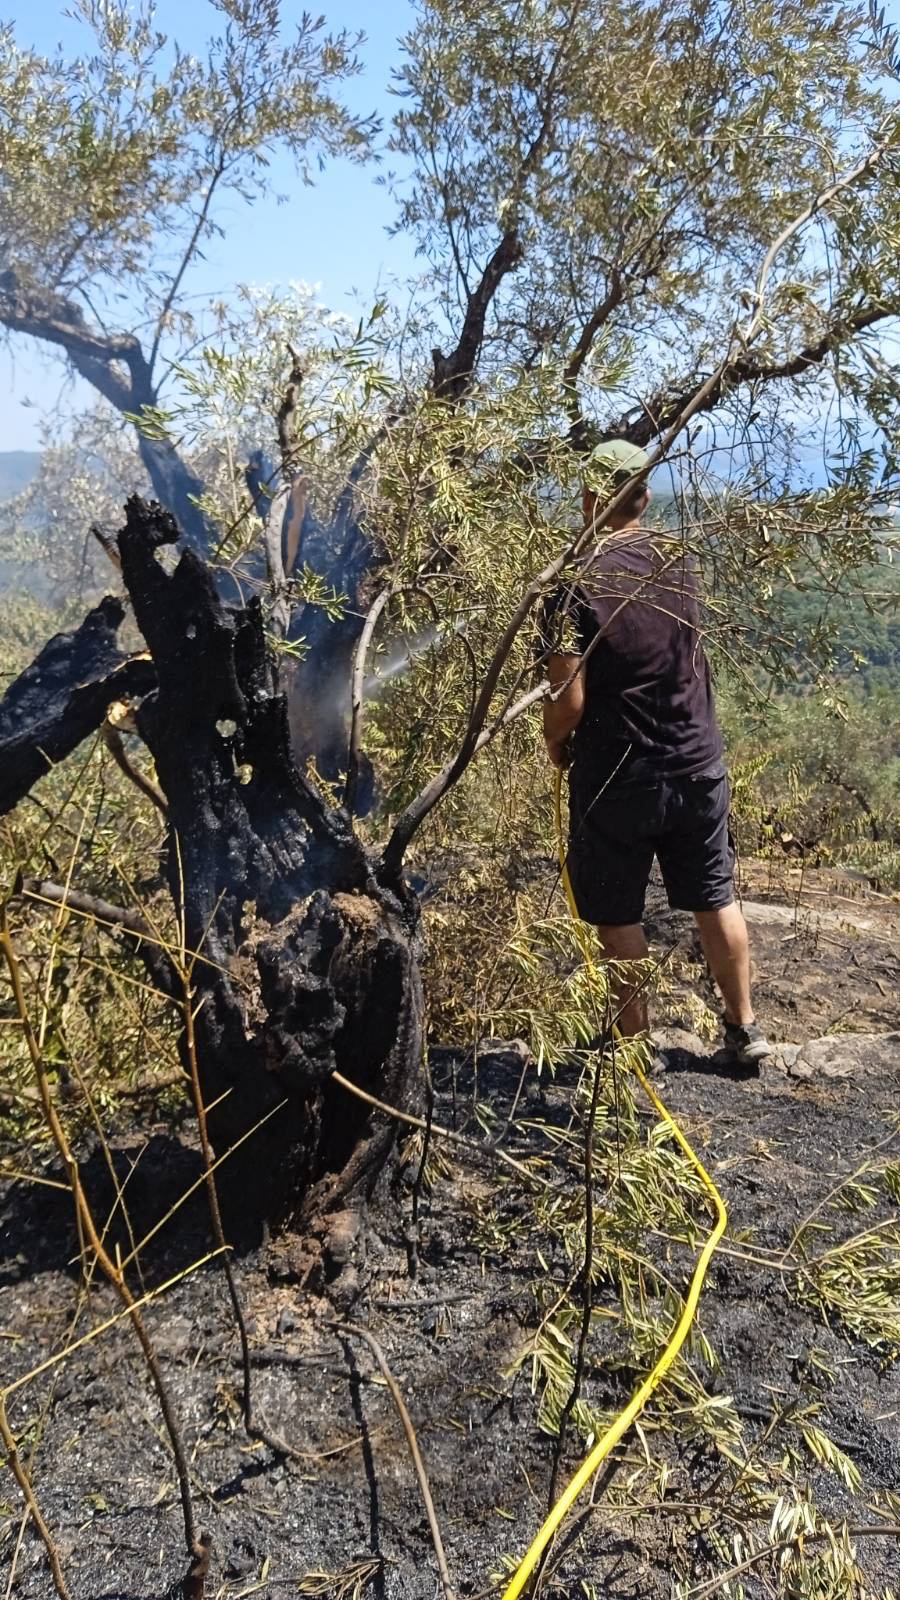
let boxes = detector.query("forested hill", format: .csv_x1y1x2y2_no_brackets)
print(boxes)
0,451,40,502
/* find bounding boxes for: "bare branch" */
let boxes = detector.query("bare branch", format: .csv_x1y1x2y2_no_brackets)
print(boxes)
102,711,169,816
344,585,392,815
20,878,154,940
432,228,524,398
563,272,624,393
615,137,898,446
148,146,229,374
617,300,900,447
331,1321,456,1600
0,1396,73,1600
18,878,179,998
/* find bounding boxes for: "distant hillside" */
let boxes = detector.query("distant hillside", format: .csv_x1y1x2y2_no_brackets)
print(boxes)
0,450,40,502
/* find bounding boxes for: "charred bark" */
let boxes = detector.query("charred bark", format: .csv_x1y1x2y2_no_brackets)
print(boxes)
0,597,155,813
1,500,423,1233
115,497,422,1226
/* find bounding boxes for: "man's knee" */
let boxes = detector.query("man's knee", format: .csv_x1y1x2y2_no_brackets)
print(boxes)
694,902,750,957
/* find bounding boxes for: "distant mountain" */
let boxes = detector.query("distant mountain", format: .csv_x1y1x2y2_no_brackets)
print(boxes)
0,450,41,503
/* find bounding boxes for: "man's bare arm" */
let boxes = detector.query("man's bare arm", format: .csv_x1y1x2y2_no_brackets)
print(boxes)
543,652,585,768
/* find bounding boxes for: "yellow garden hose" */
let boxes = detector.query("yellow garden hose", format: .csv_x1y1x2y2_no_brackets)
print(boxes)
498,773,728,1600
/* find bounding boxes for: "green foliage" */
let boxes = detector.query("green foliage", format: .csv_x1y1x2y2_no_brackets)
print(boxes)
395,0,900,468
793,1152,900,1355
0,743,180,1154
720,671,900,887
0,1,375,299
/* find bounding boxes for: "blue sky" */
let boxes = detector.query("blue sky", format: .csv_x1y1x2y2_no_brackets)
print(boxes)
1,0,418,450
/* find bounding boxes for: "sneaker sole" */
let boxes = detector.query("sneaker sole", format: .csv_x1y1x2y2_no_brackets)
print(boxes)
730,1039,772,1066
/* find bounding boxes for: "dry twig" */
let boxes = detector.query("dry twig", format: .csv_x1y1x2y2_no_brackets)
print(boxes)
331,1321,456,1600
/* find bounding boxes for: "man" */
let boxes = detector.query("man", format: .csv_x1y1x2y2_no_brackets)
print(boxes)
542,440,770,1066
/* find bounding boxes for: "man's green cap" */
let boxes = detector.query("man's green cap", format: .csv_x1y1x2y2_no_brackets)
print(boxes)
582,438,651,491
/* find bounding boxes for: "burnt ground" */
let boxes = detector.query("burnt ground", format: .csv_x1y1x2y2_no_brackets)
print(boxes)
1,860,898,1600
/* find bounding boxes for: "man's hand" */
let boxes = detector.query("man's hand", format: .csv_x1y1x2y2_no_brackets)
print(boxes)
544,652,584,769
545,734,573,770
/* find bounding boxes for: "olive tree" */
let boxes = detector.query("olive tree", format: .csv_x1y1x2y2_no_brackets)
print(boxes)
0,0,375,550
2,0,900,1239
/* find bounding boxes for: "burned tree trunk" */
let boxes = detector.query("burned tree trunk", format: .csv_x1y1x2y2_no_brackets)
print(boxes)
0,499,424,1240
117,497,423,1229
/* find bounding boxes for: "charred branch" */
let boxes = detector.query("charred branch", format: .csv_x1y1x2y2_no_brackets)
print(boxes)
0,596,156,815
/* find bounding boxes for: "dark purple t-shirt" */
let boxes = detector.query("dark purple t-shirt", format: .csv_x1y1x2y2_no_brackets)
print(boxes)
543,533,724,791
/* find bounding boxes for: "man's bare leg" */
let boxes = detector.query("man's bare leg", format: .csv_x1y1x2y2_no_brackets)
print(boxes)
693,902,754,1025
594,922,651,1037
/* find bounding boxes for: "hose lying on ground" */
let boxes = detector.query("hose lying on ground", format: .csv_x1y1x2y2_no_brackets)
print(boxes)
498,773,729,1600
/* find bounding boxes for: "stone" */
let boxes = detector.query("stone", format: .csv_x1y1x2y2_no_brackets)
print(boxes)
767,1042,802,1074
740,899,874,936
651,1028,709,1057
794,1033,899,1080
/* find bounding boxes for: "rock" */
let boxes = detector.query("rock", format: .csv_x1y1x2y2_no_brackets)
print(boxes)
789,1060,815,1081
765,1042,802,1075
651,1028,709,1058
740,899,874,935
795,1032,899,1080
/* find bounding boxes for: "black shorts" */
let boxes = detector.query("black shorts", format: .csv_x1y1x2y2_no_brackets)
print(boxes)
567,771,735,926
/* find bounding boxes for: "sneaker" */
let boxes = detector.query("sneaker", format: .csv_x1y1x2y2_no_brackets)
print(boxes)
723,1020,772,1066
